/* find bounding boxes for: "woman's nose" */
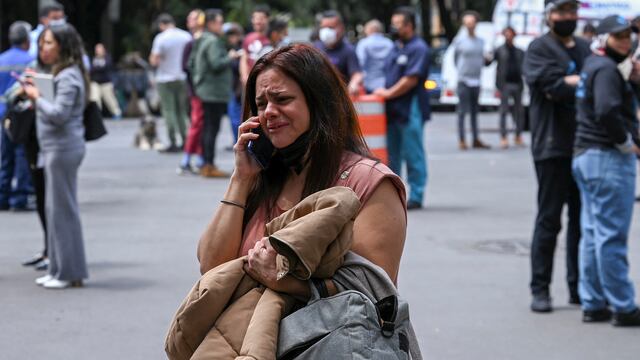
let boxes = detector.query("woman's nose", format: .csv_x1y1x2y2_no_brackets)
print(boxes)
264,102,278,118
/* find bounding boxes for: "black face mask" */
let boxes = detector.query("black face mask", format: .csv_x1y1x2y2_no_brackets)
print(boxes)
277,131,310,174
604,44,629,63
389,26,400,41
552,19,577,37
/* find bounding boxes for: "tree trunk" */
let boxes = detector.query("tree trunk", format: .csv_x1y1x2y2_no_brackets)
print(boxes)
436,0,456,41
420,0,432,45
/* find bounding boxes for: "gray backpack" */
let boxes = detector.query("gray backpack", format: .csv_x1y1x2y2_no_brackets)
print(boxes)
276,253,422,360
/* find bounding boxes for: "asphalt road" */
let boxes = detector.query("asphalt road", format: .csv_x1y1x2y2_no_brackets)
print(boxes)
1,112,639,359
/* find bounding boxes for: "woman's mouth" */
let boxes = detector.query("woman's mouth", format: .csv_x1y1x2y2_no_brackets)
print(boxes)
267,122,288,131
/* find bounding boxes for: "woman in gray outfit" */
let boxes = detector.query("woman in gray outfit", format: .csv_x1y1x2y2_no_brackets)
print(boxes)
23,24,89,289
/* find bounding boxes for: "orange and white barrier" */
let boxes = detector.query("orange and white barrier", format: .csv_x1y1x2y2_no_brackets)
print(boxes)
353,94,388,164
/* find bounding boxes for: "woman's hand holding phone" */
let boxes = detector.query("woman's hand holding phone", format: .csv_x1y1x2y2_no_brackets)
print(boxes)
233,117,263,182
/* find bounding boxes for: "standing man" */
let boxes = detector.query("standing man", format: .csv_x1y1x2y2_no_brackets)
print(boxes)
356,19,394,94
149,14,192,153
453,11,491,150
522,0,590,313
314,10,363,95
29,2,65,58
0,21,34,211
239,5,270,85
573,15,640,326
374,7,429,210
492,27,525,149
256,18,290,59
189,9,236,178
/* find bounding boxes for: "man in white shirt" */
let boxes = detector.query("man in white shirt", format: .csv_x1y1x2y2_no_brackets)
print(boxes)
149,13,192,152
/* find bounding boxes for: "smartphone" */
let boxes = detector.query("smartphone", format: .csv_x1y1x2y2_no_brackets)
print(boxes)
10,71,27,86
247,125,275,169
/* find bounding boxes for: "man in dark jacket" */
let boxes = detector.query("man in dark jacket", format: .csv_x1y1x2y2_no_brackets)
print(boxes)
573,16,640,326
492,26,525,148
522,0,590,313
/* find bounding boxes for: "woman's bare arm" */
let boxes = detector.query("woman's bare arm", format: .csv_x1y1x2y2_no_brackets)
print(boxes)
197,119,262,274
197,176,254,274
350,178,407,284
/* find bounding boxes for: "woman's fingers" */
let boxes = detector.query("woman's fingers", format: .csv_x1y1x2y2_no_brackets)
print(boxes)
237,117,261,137
234,133,258,148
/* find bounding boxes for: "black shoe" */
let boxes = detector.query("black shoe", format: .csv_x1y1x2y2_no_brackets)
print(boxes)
34,258,49,271
22,253,45,266
159,144,181,153
407,201,422,210
569,292,581,305
612,308,640,327
583,308,612,323
531,293,552,313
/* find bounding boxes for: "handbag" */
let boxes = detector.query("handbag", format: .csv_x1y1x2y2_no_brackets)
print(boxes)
277,286,420,360
3,98,35,144
83,100,107,141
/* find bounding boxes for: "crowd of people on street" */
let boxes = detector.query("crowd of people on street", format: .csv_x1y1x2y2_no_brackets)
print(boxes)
2,0,640,342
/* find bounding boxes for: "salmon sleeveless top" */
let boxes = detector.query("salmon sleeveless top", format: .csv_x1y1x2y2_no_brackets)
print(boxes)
239,151,407,256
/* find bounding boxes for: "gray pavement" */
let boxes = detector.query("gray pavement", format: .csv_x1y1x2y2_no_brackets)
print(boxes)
1,112,639,359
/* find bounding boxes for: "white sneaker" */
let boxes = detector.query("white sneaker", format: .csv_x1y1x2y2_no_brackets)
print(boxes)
42,278,83,289
35,274,53,286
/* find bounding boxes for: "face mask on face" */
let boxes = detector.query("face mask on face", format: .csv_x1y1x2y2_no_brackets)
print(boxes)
605,44,630,64
49,18,66,26
318,27,337,46
551,19,577,37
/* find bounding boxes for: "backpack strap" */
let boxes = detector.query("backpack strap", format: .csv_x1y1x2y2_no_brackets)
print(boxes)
375,295,398,338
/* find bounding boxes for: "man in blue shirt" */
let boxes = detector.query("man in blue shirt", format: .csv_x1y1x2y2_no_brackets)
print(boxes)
0,21,35,211
314,10,363,95
356,19,394,93
374,7,430,210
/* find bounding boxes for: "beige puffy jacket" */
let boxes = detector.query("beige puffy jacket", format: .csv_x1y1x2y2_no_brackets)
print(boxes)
165,186,361,360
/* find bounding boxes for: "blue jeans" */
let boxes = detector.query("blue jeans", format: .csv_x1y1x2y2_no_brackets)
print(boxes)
387,96,427,204
0,125,33,208
227,96,242,141
572,148,637,313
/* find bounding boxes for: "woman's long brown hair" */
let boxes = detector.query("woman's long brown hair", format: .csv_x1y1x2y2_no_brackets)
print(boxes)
242,43,372,225
40,24,90,104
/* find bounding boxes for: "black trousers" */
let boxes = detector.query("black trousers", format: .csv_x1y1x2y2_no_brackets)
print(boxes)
201,101,227,166
530,157,581,296
24,140,47,257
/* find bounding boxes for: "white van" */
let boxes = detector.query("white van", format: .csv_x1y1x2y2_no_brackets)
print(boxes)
439,0,639,107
